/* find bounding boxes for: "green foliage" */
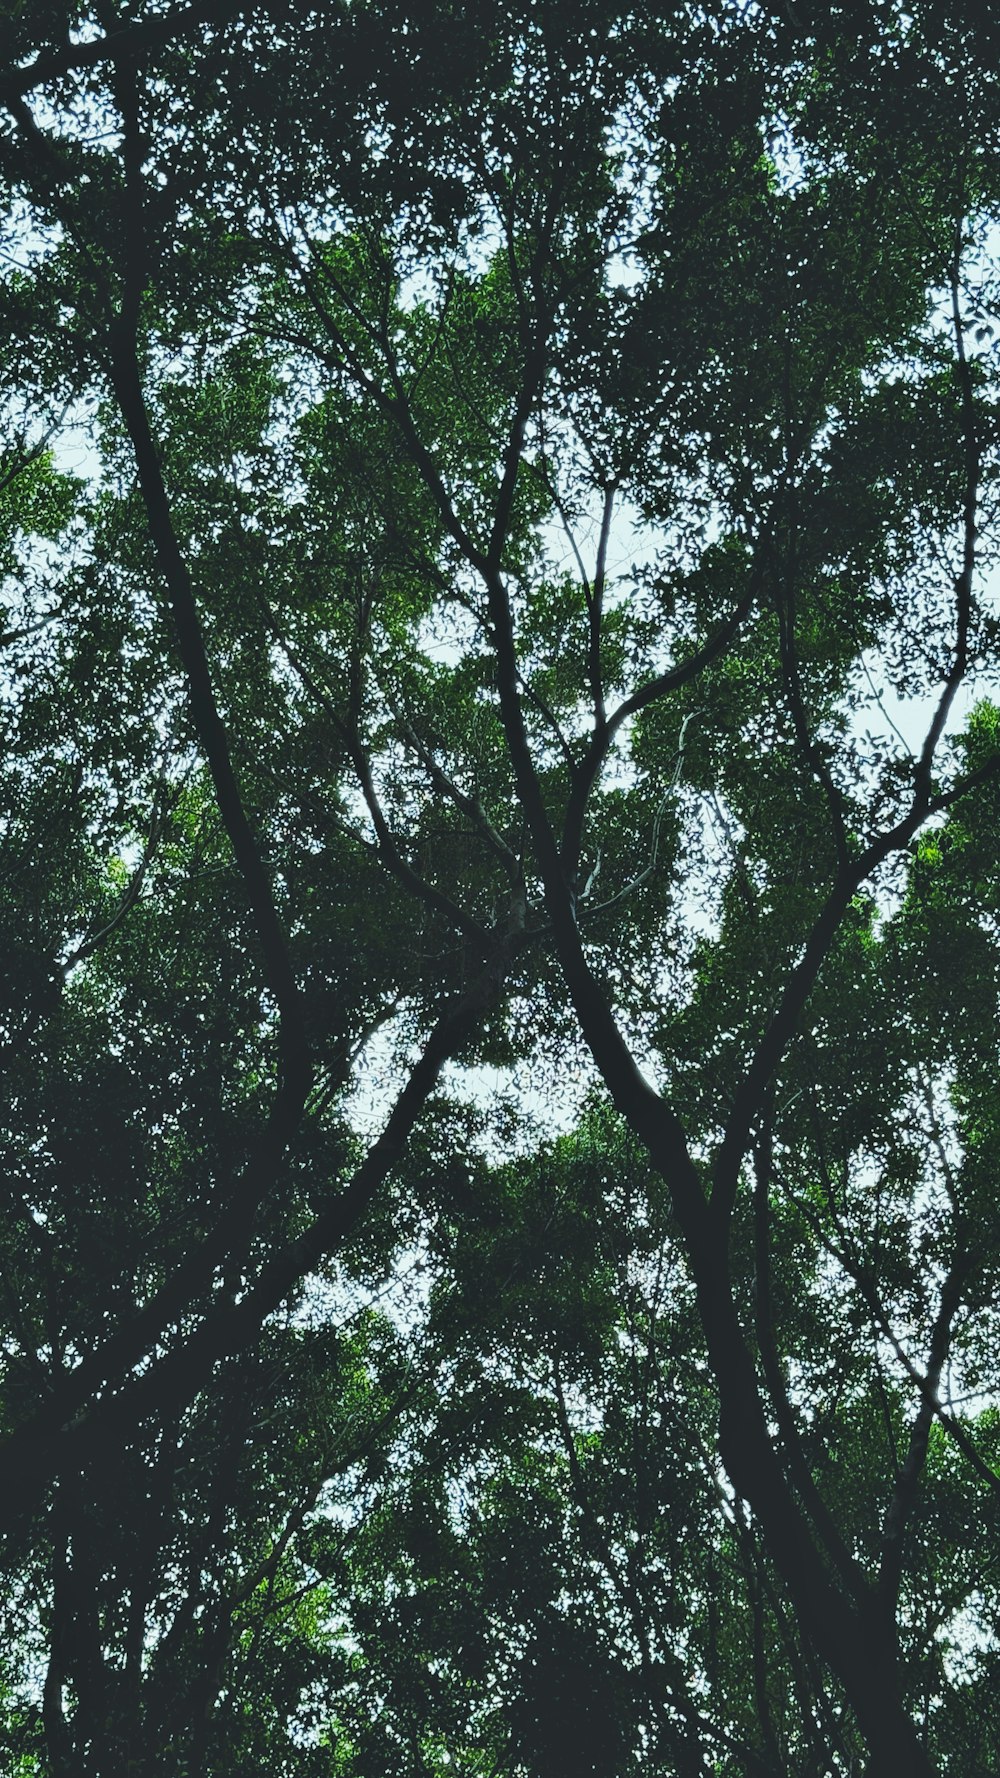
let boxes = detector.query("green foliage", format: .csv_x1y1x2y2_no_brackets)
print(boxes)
1,2,999,1775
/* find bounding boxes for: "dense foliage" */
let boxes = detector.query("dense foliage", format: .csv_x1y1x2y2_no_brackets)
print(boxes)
1,2,999,1773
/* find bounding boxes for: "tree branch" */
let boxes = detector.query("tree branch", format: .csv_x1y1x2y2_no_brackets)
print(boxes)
912,248,979,811
2,0,242,100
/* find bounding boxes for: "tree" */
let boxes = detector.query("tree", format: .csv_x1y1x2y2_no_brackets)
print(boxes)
1,1,999,1772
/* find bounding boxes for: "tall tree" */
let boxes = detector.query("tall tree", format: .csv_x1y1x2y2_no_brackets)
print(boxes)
1,1,999,1772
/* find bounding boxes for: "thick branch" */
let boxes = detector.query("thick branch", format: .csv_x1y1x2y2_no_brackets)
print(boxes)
0,922,519,1517
110,296,306,1100
478,564,931,1774
2,0,241,100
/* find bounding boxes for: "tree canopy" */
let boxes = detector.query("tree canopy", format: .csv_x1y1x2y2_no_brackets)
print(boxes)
1,2,1000,1774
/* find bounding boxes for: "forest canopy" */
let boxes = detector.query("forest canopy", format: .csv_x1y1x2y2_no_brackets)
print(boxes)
1,2,1000,1774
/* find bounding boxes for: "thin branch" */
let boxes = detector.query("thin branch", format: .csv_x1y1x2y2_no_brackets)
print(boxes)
778,1157,1000,1502
533,440,593,601
586,481,616,728
258,595,490,944
276,229,489,573
59,785,169,975
752,1113,867,1603
384,695,521,873
775,576,850,877
912,248,979,810
0,914,523,1515
710,780,936,1244
579,712,698,921
878,1245,972,1617
560,577,757,889
0,408,73,502
0,599,68,648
